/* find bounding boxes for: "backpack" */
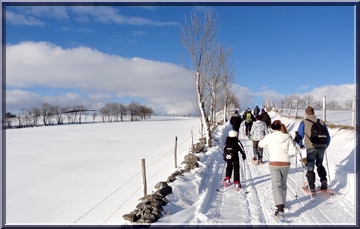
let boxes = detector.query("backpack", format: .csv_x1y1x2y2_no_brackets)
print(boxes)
305,119,328,144
223,143,236,160
246,113,252,122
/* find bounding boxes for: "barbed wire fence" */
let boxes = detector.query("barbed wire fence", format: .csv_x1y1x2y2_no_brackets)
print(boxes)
69,130,201,226
265,95,356,127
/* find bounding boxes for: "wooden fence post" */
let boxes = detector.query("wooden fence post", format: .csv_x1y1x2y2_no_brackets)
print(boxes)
141,159,147,197
174,137,178,169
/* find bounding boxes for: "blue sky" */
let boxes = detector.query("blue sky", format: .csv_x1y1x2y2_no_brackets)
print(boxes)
2,1,357,115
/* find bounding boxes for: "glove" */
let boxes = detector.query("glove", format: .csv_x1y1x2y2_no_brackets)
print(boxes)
294,131,302,143
242,154,246,160
300,145,305,149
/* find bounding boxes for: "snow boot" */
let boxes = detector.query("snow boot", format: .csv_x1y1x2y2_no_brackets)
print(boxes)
274,210,285,222
320,181,328,190
223,178,230,187
234,182,241,191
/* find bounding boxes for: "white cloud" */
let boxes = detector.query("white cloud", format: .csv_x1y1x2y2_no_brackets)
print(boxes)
5,42,355,115
17,6,69,20
6,11,45,26
69,6,179,26
304,84,355,103
6,41,195,114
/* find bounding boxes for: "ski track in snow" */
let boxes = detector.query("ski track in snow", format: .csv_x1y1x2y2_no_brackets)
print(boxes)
185,121,355,226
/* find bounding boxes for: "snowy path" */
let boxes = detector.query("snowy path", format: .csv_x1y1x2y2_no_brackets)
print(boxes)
200,129,355,225
157,119,356,226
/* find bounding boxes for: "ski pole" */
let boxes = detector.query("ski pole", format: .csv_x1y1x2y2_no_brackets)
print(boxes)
295,154,299,199
243,157,249,194
324,149,334,196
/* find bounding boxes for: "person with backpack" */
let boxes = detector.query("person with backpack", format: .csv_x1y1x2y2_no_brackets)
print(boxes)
229,110,242,133
253,105,260,117
223,130,246,190
258,120,298,222
295,106,331,194
243,109,255,136
260,108,271,129
250,115,268,164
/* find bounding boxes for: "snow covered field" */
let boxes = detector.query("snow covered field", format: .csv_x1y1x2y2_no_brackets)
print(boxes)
4,110,357,226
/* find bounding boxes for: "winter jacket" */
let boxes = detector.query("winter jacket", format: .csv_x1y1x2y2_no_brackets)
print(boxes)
243,111,255,123
253,106,260,116
222,140,245,161
250,120,268,141
258,131,298,163
260,112,271,127
296,114,331,149
230,113,242,131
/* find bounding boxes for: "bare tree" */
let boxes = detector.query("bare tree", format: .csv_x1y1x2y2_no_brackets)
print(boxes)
181,8,220,146
127,101,140,121
303,94,314,108
344,100,353,110
327,100,341,110
92,112,97,123
28,107,41,127
41,103,53,126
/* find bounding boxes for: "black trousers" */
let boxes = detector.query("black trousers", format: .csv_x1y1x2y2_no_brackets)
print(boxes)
225,159,240,183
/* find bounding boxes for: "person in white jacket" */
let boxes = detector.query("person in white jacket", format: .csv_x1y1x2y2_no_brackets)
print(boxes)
258,120,298,222
250,115,268,164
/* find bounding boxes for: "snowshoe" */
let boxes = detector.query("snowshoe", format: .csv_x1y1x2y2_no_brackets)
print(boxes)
302,182,316,196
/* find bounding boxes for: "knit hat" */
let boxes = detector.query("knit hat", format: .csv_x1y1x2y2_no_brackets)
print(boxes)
229,130,238,137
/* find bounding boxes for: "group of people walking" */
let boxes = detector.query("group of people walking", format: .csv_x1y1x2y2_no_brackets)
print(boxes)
223,106,331,222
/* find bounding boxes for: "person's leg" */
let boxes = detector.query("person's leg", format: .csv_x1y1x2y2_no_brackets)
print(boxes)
269,166,284,207
225,160,233,180
306,148,317,190
252,141,258,160
315,147,328,189
258,146,263,162
233,160,240,183
279,166,290,204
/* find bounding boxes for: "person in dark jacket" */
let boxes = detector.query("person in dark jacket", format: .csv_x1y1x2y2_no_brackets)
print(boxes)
230,110,242,133
260,108,271,128
223,130,246,190
243,109,255,136
253,105,260,117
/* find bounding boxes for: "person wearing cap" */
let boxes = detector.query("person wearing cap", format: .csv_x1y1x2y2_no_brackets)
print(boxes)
229,109,242,133
258,120,298,222
222,130,246,190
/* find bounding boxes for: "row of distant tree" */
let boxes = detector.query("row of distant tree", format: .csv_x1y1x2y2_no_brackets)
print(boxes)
4,101,154,129
264,94,355,112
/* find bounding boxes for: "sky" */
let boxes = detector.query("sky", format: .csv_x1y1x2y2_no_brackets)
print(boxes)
1,1,357,115
4,110,356,225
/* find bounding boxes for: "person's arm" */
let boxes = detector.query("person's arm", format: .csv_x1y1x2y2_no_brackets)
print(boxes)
296,121,305,148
